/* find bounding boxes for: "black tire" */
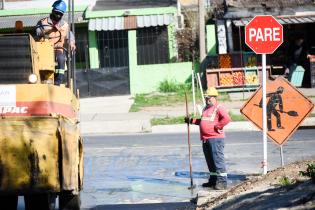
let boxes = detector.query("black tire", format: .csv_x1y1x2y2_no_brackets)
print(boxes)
24,193,56,210
59,191,80,210
0,195,18,210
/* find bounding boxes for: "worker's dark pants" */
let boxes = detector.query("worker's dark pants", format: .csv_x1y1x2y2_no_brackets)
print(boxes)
55,51,66,85
202,138,227,185
267,108,281,130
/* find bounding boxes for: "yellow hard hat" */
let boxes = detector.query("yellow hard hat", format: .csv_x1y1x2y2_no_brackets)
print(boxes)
204,87,218,97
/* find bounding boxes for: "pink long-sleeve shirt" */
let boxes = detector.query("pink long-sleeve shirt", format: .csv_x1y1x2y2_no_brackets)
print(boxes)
191,104,231,141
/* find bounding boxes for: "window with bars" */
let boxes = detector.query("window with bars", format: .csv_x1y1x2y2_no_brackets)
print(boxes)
97,30,129,68
136,26,169,65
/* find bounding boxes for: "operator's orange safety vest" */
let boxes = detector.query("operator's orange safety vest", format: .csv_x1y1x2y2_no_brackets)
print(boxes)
39,17,69,53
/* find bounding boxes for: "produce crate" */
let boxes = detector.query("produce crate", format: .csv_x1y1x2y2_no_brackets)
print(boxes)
206,71,219,87
244,67,259,86
206,68,245,89
219,71,234,86
232,70,245,86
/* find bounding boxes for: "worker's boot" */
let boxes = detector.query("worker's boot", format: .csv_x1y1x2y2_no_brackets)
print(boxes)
214,182,227,190
202,178,216,188
202,181,215,188
54,70,65,85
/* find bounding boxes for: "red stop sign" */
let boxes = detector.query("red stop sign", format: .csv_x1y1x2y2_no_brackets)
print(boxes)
245,15,283,54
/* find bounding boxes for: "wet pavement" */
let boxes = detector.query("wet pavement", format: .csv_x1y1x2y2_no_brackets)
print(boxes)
81,130,315,209
81,134,204,208
81,132,255,209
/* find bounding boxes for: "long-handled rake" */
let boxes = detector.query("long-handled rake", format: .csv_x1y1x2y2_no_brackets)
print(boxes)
185,92,196,190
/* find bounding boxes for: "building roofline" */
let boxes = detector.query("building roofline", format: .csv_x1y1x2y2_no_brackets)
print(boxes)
85,6,177,19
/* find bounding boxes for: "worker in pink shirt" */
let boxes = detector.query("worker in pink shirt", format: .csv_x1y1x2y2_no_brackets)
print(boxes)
185,87,231,190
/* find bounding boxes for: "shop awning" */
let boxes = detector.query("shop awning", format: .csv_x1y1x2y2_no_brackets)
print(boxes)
233,15,315,27
88,13,174,31
0,12,85,29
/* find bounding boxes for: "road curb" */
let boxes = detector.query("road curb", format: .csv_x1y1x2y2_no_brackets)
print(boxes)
80,117,315,136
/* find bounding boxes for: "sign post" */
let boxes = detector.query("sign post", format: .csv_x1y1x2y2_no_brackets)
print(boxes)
245,15,283,174
262,54,267,174
280,146,284,167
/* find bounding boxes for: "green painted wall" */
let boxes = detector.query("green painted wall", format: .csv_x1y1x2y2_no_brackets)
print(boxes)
88,31,100,69
128,23,192,95
168,24,177,62
129,27,192,95
131,62,192,94
85,6,177,19
206,24,217,55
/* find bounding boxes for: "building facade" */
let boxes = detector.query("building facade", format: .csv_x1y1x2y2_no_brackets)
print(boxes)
204,0,315,89
0,0,193,96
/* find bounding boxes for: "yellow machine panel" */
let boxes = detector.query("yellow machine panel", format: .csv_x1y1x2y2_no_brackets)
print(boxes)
0,116,83,193
36,41,55,72
0,117,60,192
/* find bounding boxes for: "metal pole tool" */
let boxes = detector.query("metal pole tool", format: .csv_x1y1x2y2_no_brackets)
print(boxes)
185,92,196,190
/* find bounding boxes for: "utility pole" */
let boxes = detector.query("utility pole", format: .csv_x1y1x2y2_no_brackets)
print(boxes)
1,0,5,10
176,0,184,29
199,0,206,63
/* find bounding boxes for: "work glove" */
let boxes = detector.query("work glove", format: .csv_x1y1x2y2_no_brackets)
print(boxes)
214,125,223,134
70,42,76,51
184,117,192,124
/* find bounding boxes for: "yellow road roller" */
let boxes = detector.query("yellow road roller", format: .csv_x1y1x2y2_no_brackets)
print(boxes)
0,32,83,209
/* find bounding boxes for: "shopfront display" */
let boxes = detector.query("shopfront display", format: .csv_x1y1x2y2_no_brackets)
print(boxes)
206,67,260,89
206,52,262,91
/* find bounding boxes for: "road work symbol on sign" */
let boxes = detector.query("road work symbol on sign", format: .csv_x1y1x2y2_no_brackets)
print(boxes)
256,86,298,131
245,15,283,54
241,77,314,146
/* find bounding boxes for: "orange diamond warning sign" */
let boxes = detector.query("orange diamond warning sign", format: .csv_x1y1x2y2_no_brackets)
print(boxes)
241,77,314,145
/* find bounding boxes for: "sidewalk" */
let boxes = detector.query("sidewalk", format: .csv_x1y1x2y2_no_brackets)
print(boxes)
79,90,315,136
80,95,151,134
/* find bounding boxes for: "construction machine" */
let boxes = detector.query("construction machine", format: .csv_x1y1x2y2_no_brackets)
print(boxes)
0,19,83,210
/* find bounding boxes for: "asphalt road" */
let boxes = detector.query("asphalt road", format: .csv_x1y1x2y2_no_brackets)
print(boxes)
81,129,315,209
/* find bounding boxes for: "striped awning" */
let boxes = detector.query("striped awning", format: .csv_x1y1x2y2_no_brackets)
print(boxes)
233,15,315,27
0,12,85,29
88,13,174,31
